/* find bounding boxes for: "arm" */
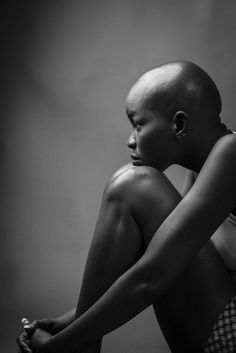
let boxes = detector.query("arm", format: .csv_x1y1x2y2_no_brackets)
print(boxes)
18,171,145,353
181,169,196,196
19,170,191,353
20,171,145,353
53,309,76,330
17,310,77,353
33,135,236,353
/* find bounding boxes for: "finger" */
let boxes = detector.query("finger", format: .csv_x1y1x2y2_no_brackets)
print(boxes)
21,318,30,326
23,325,32,337
23,320,39,337
16,335,32,353
17,332,28,344
16,332,28,346
21,318,32,337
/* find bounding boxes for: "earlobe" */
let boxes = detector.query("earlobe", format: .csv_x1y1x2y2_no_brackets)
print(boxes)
172,111,189,139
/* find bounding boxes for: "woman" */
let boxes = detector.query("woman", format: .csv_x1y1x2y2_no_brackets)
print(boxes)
17,61,236,353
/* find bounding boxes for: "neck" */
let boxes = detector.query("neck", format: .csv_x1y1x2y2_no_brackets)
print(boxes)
179,124,232,173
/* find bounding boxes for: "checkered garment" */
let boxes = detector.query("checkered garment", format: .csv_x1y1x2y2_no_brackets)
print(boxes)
204,296,236,353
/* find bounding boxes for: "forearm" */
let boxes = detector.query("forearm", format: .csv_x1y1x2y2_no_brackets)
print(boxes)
54,308,76,331
50,161,236,352
46,256,154,353
44,174,188,352
44,215,210,353
44,211,178,351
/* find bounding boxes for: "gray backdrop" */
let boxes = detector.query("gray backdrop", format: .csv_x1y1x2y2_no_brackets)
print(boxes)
1,1,236,352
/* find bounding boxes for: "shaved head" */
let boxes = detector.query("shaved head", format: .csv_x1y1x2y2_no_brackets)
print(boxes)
126,61,228,171
126,61,222,126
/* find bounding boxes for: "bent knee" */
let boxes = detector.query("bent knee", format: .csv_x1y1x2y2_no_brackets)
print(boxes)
105,165,182,246
105,164,181,205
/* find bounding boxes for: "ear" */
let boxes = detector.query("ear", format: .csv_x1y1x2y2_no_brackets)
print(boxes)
171,111,189,139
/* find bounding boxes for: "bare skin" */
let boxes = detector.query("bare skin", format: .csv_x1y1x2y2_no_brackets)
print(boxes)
18,161,236,353
74,164,236,353
74,163,181,352
17,61,236,352
18,163,181,353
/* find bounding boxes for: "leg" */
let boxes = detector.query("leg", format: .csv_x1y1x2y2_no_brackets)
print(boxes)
75,170,235,353
154,240,236,353
74,191,144,353
137,172,236,352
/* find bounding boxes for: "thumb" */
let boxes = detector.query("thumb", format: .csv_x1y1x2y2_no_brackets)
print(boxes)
21,319,38,337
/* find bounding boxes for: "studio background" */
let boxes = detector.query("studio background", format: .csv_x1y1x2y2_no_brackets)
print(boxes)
1,1,236,352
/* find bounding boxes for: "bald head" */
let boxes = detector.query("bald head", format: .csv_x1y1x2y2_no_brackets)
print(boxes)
127,61,222,126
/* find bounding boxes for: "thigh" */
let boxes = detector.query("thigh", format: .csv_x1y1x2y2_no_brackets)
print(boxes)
154,240,236,353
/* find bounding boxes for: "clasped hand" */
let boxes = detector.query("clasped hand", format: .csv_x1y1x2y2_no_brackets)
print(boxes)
17,318,53,353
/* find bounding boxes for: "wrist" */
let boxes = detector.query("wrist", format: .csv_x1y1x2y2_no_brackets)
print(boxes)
54,309,76,332
51,317,65,334
40,337,52,353
52,314,74,334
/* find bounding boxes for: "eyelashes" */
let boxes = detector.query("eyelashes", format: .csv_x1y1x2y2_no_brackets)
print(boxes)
128,115,146,130
135,123,142,131
134,121,146,131
129,121,142,131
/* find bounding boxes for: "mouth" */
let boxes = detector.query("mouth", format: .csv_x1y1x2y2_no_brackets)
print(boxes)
131,154,143,166
131,154,140,160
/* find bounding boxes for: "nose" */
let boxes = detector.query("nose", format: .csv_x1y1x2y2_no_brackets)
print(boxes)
127,132,137,149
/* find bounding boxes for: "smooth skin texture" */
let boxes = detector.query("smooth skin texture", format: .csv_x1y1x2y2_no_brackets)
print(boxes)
18,164,182,353
17,61,236,353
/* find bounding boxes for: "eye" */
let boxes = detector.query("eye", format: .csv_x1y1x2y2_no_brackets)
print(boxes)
128,114,146,130
134,119,145,130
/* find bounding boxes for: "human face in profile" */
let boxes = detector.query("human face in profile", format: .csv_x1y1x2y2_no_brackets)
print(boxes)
126,92,176,171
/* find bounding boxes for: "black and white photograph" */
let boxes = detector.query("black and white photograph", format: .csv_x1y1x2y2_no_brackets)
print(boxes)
1,1,236,352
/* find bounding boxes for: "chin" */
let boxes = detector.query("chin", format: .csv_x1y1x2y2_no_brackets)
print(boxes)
131,160,143,166
150,161,167,172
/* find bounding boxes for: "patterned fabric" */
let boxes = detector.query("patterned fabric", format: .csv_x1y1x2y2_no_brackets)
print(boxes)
204,296,236,353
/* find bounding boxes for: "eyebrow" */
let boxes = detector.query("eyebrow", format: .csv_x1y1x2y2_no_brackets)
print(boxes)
127,115,136,128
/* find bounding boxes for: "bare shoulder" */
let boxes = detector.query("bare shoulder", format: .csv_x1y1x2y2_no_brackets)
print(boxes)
211,132,236,160
186,133,236,221
198,133,236,183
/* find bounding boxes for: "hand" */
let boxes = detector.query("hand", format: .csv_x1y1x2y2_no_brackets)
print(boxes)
17,317,54,353
22,318,55,335
17,331,32,353
17,318,34,353
28,328,52,353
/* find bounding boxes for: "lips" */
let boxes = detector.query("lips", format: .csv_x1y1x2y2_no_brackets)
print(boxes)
131,154,140,160
131,154,142,166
